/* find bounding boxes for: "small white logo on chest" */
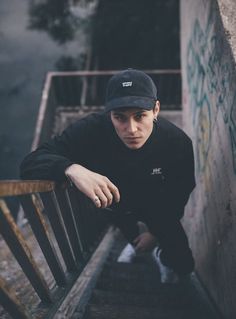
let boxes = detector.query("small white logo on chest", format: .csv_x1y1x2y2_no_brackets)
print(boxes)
122,81,132,87
151,168,162,175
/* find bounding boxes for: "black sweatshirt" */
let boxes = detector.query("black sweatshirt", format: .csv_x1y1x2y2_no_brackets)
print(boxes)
20,112,196,236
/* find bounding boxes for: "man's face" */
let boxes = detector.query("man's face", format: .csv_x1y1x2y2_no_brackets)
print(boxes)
110,102,160,150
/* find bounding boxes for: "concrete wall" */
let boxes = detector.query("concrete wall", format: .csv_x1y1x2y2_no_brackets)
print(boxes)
181,1,236,318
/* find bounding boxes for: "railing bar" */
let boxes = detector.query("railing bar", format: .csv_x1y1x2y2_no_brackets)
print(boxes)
0,200,52,303
51,190,74,254
0,276,31,319
80,76,88,107
31,72,53,151
20,194,66,287
0,180,55,197
65,188,84,254
66,188,90,251
84,199,106,248
80,199,95,247
54,188,84,263
40,192,78,272
80,47,91,107
80,193,102,247
48,69,181,77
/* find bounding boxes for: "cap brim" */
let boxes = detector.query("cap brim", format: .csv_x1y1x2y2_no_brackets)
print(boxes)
105,96,156,112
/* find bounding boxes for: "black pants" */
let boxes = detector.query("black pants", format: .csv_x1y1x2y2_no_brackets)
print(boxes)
102,209,194,276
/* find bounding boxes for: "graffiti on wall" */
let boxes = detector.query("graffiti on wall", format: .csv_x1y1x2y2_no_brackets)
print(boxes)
186,3,236,174
230,94,236,171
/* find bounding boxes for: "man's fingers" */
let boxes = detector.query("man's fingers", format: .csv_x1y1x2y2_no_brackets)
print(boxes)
108,182,120,203
93,195,102,208
101,186,113,206
134,242,144,253
133,236,140,245
100,179,120,205
91,186,118,208
94,189,109,208
136,246,144,253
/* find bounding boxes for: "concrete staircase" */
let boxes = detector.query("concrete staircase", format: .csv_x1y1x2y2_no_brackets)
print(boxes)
82,233,220,319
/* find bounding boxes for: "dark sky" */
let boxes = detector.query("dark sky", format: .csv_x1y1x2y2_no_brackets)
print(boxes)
0,0,93,179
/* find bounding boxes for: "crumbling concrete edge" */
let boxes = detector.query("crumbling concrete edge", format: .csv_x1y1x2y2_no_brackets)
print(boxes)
217,0,236,63
53,226,118,319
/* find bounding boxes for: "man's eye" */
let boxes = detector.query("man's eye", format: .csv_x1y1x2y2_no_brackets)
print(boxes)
114,116,125,121
135,114,144,120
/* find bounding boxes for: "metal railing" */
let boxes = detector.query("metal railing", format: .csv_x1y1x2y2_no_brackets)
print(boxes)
0,180,107,318
32,69,181,149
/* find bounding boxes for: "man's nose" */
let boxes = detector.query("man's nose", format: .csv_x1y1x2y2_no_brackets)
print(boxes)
126,119,137,133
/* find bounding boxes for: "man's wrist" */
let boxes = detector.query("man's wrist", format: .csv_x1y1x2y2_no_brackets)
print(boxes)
65,163,76,177
65,164,77,185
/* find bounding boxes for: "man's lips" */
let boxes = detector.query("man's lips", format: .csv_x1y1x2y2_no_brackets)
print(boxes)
124,136,141,139
124,137,142,143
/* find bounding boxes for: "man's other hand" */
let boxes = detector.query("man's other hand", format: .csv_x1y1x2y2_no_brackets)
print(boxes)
133,232,157,252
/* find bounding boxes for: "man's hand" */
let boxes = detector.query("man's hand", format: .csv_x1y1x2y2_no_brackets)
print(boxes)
133,232,157,252
65,164,120,208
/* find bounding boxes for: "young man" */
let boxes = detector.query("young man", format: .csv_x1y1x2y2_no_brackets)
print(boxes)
20,69,195,283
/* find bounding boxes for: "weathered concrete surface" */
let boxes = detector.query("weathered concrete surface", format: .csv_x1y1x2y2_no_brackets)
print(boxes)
82,233,219,319
181,1,236,318
218,0,236,60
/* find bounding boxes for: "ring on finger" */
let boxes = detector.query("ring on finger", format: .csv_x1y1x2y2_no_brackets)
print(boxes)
94,196,100,202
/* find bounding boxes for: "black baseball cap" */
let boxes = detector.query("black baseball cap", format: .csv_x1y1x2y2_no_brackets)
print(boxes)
105,69,157,112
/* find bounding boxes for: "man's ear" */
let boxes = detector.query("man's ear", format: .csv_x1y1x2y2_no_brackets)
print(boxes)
153,100,160,119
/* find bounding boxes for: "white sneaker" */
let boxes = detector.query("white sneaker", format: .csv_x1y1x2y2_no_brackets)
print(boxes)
152,247,179,284
117,243,136,263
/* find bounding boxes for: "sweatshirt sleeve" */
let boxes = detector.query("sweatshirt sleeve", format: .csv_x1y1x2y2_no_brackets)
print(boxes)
20,115,96,182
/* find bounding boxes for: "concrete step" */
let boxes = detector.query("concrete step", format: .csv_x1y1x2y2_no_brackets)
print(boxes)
90,289,193,308
101,260,159,278
85,278,218,319
96,273,170,294
97,263,160,292
83,302,205,319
